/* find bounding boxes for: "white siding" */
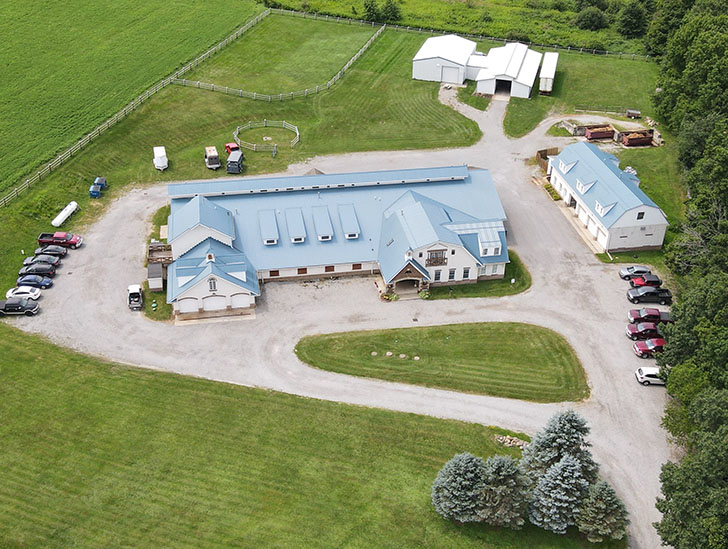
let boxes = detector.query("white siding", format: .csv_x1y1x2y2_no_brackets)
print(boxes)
171,225,233,259
511,81,531,99
412,242,479,284
476,78,495,95
412,58,465,84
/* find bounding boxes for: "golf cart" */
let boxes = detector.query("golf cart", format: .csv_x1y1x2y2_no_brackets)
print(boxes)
127,284,144,310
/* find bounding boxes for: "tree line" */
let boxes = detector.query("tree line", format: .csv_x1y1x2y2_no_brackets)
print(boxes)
644,0,728,546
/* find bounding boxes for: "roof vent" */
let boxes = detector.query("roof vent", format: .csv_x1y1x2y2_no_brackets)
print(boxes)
205,253,215,263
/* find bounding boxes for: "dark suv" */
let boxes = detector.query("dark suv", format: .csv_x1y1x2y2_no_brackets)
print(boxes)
627,286,672,305
18,263,55,277
0,297,40,316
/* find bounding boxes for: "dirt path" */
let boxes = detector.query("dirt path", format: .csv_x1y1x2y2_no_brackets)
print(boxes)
11,89,669,548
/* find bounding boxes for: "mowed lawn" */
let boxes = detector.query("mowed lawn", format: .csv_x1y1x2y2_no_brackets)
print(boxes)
296,323,589,402
184,15,377,93
0,324,617,548
502,53,659,138
0,28,479,291
0,0,261,193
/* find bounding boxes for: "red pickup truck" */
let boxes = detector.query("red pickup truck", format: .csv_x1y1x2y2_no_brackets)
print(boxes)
37,231,83,249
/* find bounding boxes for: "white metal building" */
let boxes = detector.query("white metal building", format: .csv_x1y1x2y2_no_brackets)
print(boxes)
474,42,543,99
548,143,669,252
412,35,477,84
539,52,559,94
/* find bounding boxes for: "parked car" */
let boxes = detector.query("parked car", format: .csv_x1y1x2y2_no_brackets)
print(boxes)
635,366,666,386
5,286,41,300
628,307,673,324
629,274,662,288
18,264,55,277
627,286,672,305
16,275,53,289
633,337,666,358
23,254,61,267
37,231,83,248
619,265,651,280
0,297,40,316
153,146,168,171
225,142,240,154
34,245,68,257
625,322,661,340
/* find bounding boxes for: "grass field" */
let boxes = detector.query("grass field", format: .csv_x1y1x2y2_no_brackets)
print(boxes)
0,27,479,293
0,323,621,548
502,53,659,138
271,1,644,53
429,251,531,299
296,322,589,402
457,81,491,111
0,0,262,193
184,15,376,93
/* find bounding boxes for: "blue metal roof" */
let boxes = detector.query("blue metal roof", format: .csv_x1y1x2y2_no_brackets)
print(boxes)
166,238,259,303
167,166,507,276
553,143,666,229
167,194,235,242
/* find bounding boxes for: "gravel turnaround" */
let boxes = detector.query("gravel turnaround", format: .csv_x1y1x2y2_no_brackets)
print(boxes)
12,89,674,548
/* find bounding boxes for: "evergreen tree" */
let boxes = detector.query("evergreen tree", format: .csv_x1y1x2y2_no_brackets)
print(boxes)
521,410,598,483
529,455,591,534
480,455,530,529
363,0,380,22
617,0,649,38
431,453,487,523
576,480,630,543
380,0,402,23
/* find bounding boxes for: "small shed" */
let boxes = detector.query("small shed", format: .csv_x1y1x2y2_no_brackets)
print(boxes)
412,35,477,84
539,52,559,94
147,262,164,291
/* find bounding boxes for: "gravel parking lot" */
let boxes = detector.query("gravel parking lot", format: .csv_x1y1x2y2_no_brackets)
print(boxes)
12,92,673,548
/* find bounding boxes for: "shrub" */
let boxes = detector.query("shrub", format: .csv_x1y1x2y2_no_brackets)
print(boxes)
363,0,380,21
575,7,608,30
617,0,649,38
576,0,607,10
479,9,493,22
551,0,570,11
380,0,402,23
506,31,531,43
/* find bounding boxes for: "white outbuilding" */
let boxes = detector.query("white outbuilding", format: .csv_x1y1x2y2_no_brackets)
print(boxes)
474,42,543,99
539,51,559,94
412,35,477,84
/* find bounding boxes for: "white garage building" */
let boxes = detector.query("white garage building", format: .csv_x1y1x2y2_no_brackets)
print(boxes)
412,34,477,84
548,142,669,252
474,42,543,99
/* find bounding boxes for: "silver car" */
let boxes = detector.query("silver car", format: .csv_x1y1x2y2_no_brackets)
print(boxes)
635,366,665,386
619,265,651,280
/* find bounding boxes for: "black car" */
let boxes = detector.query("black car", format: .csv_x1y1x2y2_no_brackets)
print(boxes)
34,245,68,257
23,254,61,267
627,286,673,305
0,297,40,316
18,264,56,277
619,265,651,280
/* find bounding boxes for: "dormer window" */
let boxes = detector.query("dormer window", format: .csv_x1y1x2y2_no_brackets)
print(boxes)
595,201,606,216
576,179,586,194
345,233,359,240
264,238,278,246
205,253,215,262
292,236,304,244
318,235,331,242
208,278,217,292
493,247,500,256
559,159,576,174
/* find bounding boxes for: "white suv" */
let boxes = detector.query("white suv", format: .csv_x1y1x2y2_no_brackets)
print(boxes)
635,366,665,386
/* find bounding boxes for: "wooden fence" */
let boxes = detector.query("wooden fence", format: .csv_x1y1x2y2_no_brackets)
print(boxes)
0,9,272,209
233,120,300,154
172,23,385,101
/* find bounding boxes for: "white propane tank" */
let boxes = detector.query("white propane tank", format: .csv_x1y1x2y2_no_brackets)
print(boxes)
51,201,79,227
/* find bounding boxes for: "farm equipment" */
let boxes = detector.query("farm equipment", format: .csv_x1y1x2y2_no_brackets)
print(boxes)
204,146,221,170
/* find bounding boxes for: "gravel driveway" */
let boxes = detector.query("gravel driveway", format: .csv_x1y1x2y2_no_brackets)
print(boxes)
12,90,673,548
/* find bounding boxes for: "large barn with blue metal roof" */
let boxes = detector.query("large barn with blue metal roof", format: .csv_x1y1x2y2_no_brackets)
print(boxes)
165,166,508,318
547,142,668,252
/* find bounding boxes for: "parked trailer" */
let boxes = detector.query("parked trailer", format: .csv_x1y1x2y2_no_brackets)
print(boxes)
585,125,615,140
622,130,653,147
51,201,79,227
539,52,559,95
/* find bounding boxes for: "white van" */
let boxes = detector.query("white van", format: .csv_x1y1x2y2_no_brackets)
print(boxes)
153,146,168,171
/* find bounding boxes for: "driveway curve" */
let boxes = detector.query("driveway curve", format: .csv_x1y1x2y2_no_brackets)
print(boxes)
11,89,673,548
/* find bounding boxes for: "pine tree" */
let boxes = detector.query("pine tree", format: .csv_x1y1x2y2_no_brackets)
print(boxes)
577,480,630,543
431,453,487,523
479,455,530,529
529,455,591,535
521,410,599,483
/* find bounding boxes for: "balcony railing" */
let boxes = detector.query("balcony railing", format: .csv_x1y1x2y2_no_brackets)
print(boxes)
426,256,448,267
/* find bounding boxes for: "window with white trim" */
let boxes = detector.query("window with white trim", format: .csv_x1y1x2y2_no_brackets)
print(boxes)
595,201,606,216
463,267,470,279
576,178,587,194
493,247,500,256
208,278,217,292
448,268,456,281
434,270,441,282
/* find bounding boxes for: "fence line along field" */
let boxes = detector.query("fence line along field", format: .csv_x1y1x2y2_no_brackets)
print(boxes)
0,0,261,194
182,14,378,94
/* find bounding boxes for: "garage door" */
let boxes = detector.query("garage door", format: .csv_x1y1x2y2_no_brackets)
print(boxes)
587,217,599,237
202,295,227,311
178,298,198,313
231,293,252,309
441,65,460,84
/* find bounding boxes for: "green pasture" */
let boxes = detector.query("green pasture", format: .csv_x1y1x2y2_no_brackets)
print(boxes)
0,28,480,292
0,0,262,193
296,322,589,402
184,15,377,93
428,251,531,299
0,323,623,548
502,53,659,138
272,0,644,53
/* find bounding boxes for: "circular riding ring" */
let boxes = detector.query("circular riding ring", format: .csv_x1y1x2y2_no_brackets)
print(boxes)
233,119,300,158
